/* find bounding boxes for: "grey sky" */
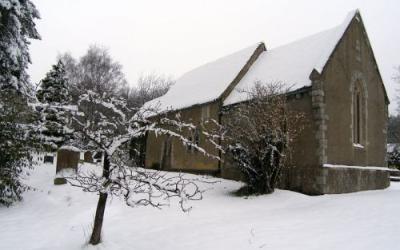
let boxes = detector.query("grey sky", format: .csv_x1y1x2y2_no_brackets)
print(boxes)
28,0,400,114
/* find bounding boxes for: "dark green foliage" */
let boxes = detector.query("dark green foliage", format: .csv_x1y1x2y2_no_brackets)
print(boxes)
0,91,36,206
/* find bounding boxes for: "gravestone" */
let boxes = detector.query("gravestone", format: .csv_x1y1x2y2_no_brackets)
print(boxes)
43,155,54,164
84,151,94,163
54,146,80,185
93,151,103,163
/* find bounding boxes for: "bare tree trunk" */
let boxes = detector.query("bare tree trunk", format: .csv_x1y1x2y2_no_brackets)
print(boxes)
89,154,110,245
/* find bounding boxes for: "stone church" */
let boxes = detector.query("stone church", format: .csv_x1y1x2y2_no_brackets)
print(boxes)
143,10,390,194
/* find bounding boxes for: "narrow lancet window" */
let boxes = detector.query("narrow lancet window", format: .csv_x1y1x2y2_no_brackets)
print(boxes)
353,81,365,146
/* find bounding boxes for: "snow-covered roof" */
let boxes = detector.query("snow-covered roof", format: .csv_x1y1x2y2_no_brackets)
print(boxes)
143,10,359,112
223,10,358,106
142,43,261,113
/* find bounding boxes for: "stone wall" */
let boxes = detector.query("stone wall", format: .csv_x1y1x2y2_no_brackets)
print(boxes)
321,14,388,167
321,167,390,194
279,165,390,195
145,102,220,173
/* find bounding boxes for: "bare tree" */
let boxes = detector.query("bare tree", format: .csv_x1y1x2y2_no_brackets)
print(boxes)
387,66,400,144
58,45,128,98
57,52,79,87
62,91,220,245
222,82,305,195
126,73,174,108
388,115,400,143
395,66,400,114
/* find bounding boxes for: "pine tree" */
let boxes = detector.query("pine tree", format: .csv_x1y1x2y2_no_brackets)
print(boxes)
0,0,40,206
37,60,70,104
37,60,72,151
0,0,41,95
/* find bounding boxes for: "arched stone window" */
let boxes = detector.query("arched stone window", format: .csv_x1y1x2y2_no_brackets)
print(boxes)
352,80,366,145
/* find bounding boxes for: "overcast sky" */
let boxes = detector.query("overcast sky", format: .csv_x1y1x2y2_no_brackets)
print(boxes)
28,0,400,114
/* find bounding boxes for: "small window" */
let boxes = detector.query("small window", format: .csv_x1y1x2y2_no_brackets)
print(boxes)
201,106,210,121
352,81,365,146
194,129,200,152
187,136,193,151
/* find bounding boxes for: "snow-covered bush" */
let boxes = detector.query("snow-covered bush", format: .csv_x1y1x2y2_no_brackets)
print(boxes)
388,147,400,170
388,115,400,144
223,82,305,195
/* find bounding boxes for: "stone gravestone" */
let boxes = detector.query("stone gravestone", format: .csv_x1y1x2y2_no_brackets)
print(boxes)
54,146,80,185
93,151,103,163
84,151,94,163
43,155,54,164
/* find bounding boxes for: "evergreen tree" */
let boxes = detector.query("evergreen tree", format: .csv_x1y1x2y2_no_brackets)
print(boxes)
0,93,36,206
388,115,400,143
37,60,72,151
0,0,40,206
37,60,70,104
0,0,40,95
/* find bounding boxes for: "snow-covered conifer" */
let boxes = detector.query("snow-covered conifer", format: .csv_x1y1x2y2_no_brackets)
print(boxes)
0,0,40,206
37,60,72,151
37,60,70,104
0,93,37,206
0,0,40,95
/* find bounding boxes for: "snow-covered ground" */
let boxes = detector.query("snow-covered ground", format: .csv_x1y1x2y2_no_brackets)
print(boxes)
1,162,399,250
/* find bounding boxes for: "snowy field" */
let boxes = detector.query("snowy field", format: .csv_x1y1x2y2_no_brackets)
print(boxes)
1,162,399,250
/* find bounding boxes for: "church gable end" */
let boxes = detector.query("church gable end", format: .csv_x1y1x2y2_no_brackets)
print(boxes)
319,10,388,168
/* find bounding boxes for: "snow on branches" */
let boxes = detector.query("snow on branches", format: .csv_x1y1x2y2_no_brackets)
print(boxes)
68,165,204,212
222,82,305,194
0,0,40,96
0,0,40,206
70,90,222,160
59,89,222,245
